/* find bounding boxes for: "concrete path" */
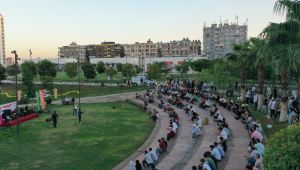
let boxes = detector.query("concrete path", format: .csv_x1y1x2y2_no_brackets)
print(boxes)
218,107,249,170
183,105,219,170
156,100,195,170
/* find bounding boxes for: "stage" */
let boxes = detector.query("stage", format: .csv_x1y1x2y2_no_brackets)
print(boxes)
0,113,39,127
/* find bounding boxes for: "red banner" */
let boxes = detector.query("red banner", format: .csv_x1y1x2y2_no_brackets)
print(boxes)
39,90,46,110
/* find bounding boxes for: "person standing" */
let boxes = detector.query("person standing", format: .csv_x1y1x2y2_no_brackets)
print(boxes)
52,111,58,128
78,108,83,123
73,103,78,116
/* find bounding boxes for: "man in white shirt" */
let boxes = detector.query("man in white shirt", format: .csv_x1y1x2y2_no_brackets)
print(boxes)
142,150,155,168
149,148,158,162
269,98,276,118
218,127,228,141
210,145,222,161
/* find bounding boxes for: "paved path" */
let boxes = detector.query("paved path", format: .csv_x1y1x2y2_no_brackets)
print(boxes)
183,105,219,170
218,107,249,170
156,100,195,170
1,80,121,86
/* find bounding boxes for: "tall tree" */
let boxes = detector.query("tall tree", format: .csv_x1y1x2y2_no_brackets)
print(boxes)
0,64,6,82
116,63,123,72
21,61,37,98
37,60,57,90
96,61,106,74
260,0,300,121
64,62,77,78
121,63,134,80
227,42,251,102
105,67,117,81
147,63,163,80
191,59,213,72
6,64,20,76
81,62,96,79
249,37,267,110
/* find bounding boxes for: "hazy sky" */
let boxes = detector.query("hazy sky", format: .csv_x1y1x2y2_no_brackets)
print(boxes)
0,0,284,59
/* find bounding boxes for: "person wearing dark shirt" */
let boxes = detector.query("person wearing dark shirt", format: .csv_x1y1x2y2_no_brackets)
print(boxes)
52,111,58,128
135,160,142,170
78,108,83,123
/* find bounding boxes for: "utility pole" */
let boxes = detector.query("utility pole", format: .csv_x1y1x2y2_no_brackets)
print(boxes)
77,57,81,108
11,50,20,136
29,49,32,61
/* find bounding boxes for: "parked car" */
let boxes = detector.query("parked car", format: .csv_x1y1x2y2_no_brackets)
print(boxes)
131,74,155,86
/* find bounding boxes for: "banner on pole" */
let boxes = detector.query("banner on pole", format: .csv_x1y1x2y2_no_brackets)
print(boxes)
39,90,46,110
35,91,41,111
17,90,22,101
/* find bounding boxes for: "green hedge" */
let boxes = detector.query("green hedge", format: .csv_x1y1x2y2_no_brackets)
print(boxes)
264,125,300,170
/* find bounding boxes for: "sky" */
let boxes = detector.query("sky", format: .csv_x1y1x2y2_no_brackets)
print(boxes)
0,0,284,59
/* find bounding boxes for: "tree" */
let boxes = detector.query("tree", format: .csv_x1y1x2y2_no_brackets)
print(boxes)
120,46,125,58
227,42,251,102
64,62,77,78
175,61,189,74
81,62,96,79
37,60,57,90
0,64,6,81
191,59,213,72
21,61,37,98
121,63,134,80
96,61,106,74
85,48,90,63
134,65,143,74
6,64,20,76
37,60,57,78
264,125,300,169
105,67,117,80
147,63,163,80
260,0,300,121
116,63,123,72
249,37,267,110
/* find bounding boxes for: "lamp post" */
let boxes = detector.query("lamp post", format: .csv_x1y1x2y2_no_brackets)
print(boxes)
11,50,20,136
29,49,32,61
76,57,81,108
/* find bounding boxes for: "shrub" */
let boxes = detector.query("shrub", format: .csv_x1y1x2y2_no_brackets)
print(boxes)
264,125,300,169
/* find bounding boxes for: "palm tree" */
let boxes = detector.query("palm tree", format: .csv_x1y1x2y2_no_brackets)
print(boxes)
227,42,251,102
260,0,300,121
249,37,267,110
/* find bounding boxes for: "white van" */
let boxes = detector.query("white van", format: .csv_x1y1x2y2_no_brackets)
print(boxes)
131,74,155,86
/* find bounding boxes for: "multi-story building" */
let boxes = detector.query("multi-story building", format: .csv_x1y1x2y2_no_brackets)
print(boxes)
162,38,201,57
203,22,247,58
124,39,160,58
95,42,122,58
0,14,6,65
58,42,86,62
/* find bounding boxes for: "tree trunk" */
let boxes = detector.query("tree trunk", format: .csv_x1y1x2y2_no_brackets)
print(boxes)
257,63,264,110
240,65,246,102
240,88,246,102
257,94,264,110
279,67,289,122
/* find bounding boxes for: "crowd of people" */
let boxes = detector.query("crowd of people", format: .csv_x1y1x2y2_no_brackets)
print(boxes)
2,105,35,124
127,79,300,170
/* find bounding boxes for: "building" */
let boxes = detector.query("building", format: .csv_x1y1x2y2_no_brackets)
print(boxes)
124,39,160,58
162,38,201,57
95,42,122,58
0,14,6,65
58,42,87,62
203,21,248,58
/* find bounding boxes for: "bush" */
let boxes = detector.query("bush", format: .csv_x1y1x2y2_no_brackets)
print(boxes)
264,125,300,169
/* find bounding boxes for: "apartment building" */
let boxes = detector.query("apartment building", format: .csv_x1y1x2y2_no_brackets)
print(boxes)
95,42,122,58
58,42,86,62
124,39,160,58
0,14,6,65
162,38,201,57
203,22,248,58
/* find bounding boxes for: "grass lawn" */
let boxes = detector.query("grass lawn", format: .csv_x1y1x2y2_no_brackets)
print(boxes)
0,84,150,104
249,105,288,138
0,102,154,170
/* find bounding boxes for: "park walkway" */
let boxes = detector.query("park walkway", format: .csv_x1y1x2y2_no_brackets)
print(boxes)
156,98,198,170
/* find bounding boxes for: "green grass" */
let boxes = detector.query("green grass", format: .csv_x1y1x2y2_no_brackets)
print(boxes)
0,102,154,170
249,105,288,138
0,84,150,104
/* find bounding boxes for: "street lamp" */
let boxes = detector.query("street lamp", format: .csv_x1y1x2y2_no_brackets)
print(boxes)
29,49,32,61
76,57,81,108
11,50,20,136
